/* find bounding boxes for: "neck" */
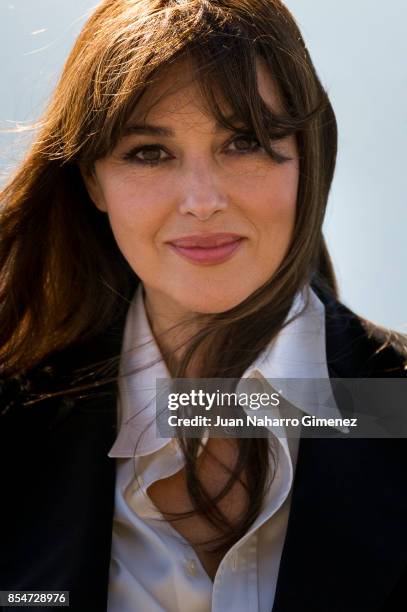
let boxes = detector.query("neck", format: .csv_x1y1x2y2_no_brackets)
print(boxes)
143,288,209,377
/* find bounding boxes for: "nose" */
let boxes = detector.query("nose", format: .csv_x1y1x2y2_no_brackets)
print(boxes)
178,162,228,220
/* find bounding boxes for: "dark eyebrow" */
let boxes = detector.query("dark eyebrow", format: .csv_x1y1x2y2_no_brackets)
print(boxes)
122,117,242,138
123,123,174,137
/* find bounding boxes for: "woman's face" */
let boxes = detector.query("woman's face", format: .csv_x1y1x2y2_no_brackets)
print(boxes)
82,57,299,319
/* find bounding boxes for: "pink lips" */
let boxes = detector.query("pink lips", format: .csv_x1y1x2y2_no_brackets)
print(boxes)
167,233,245,264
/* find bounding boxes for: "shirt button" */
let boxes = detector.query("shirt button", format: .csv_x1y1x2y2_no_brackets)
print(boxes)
185,558,198,577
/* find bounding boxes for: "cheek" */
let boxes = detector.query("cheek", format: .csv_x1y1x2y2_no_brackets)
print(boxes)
101,175,167,246
247,163,298,237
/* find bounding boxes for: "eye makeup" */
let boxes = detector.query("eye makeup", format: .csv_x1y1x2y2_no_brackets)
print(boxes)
121,132,292,166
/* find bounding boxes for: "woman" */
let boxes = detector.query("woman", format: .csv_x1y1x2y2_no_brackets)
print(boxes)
0,1,406,611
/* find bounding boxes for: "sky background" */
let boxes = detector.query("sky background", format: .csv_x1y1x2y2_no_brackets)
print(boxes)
0,1,406,331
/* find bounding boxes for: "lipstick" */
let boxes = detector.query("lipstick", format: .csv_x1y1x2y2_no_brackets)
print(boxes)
167,233,245,265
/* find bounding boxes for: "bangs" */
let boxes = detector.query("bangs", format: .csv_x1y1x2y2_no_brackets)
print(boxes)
74,3,325,166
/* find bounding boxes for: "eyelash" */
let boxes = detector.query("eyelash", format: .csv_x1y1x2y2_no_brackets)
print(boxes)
122,134,284,166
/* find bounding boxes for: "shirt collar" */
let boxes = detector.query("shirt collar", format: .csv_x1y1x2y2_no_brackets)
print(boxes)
236,285,346,436
108,284,343,458
108,283,170,457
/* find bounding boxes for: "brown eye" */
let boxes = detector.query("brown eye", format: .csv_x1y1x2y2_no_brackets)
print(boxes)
235,137,255,150
140,147,162,162
123,145,170,165
229,135,261,154
228,133,292,164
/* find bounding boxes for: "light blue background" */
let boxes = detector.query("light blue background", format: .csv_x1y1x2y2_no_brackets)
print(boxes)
1,1,406,331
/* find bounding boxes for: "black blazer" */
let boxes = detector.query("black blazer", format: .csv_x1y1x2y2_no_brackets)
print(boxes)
0,284,406,612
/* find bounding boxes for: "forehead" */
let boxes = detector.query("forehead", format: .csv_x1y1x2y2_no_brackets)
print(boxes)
126,55,283,130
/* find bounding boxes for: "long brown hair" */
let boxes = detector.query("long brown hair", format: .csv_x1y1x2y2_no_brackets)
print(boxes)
0,0,338,553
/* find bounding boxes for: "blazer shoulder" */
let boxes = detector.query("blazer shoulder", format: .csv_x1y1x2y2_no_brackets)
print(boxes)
0,318,125,428
311,282,407,378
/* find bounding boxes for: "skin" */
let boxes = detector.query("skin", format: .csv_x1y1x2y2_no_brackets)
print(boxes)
81,56,299,364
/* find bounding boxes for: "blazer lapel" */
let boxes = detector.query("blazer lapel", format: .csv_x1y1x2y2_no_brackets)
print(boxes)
272,289,407,611
272,436,407,611
0,295,131,611
47,304,132,609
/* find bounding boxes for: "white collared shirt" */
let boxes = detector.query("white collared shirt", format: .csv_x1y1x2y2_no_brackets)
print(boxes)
107,284,343,612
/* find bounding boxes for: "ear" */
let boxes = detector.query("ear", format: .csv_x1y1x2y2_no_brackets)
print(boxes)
78,163,107,213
